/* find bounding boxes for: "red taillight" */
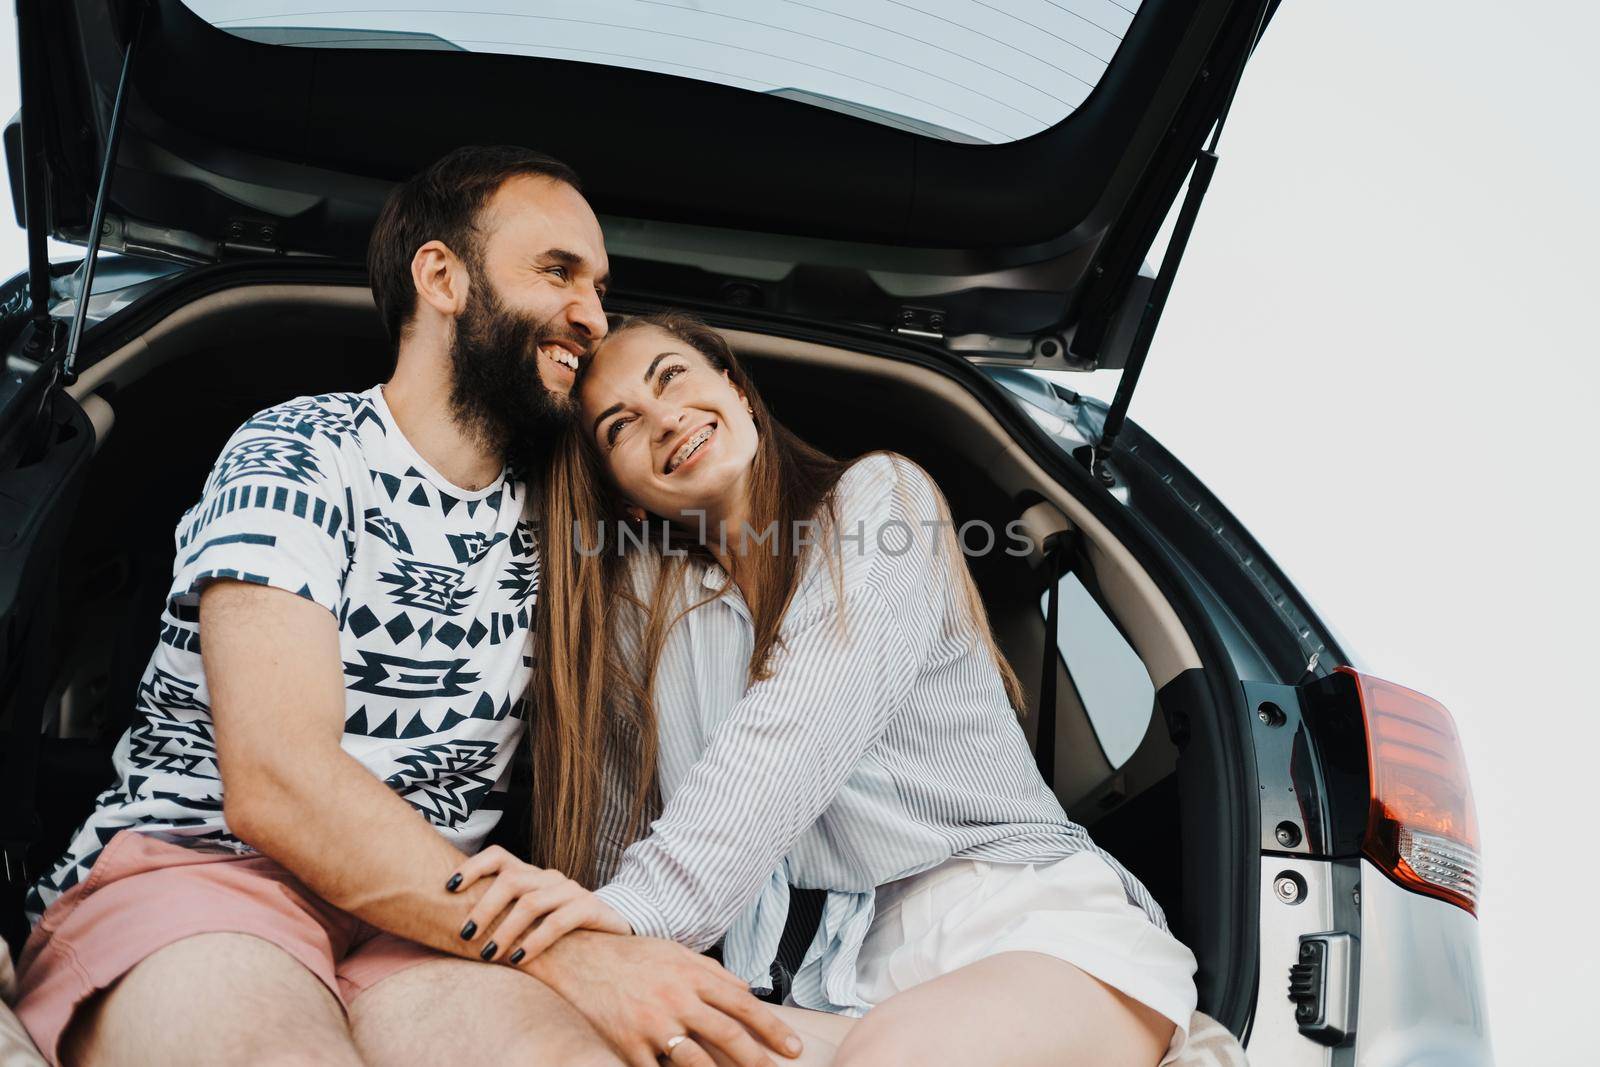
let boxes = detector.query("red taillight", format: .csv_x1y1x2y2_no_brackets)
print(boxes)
1340,666,1481,915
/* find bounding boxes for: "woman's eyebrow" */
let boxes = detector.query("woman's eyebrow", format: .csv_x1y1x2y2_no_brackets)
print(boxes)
591,402,624,435
644,351,681,385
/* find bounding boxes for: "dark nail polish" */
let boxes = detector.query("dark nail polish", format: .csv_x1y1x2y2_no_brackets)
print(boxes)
445,873,463,892
509,948,525,965
480,941,498,961
460,920,477,940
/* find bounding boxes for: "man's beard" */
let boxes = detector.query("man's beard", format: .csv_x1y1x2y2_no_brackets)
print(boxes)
448,276,583,478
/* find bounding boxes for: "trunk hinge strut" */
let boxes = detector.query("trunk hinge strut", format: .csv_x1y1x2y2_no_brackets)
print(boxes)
59,3,147,386
1091,0,1272,485
14,0,60,365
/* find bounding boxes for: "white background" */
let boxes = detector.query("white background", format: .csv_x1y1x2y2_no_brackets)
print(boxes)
3,2,1596,1063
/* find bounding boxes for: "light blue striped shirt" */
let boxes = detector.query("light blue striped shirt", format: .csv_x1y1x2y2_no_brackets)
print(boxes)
593,454,1166,1015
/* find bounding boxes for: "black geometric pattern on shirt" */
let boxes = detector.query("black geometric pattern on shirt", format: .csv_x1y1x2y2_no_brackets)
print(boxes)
487,604,532,645
127,669,219,780
351,394,386,436
159,620,201,653
242,399,352,446
180,533,277,575
26,815,125,916
341,483,359,587
433,621,471,649
497,560,539,603
148,790,225,816
364,508,413,554
395,466,435,510
23,883,48,918
375,461,513,516
377,557,471,615
28,858,87,914
343,650,479,699
179,483,344,551
370,467,406,503
344,604,464,646
482,692,518,720
186,567,276,597
126,705,220,780
511,518,538,558
347,604,420,646
343,690,510,739
447,530,508,566
384,739,501,829
212,436,324,488
136,666,207,714
344,606,479,651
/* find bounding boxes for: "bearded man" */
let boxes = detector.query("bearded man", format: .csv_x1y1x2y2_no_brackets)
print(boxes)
10,146,800,1067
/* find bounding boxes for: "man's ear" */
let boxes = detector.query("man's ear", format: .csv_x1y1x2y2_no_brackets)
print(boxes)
411,240,468,320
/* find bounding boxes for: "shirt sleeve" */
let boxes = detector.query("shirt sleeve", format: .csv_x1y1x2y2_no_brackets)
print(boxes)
167,412,354,618
594,454,949,949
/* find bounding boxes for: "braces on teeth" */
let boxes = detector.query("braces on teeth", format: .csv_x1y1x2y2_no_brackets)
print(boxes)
668,426,714,472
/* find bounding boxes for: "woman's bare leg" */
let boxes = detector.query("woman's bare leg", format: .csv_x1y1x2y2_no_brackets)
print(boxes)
831,951,1174,1067
708,1004,856,1067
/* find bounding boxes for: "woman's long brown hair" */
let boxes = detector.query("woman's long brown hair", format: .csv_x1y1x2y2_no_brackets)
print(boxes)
530,314,1023,886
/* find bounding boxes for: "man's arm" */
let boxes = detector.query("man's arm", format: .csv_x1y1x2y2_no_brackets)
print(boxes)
202,579,802,1066
202,578,489,954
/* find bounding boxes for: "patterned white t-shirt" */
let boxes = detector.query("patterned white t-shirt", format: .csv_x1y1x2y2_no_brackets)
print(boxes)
28,386,538,921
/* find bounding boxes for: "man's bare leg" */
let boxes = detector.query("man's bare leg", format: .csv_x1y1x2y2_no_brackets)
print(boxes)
707,1005,856,1067
349,957,623,1067
62,933,364,1067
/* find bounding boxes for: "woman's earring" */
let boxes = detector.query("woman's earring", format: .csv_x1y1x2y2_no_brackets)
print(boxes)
628,506,646,522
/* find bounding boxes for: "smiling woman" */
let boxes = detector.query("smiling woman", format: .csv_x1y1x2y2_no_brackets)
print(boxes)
521,309,1201,1065
180,0,1146,144
584,321,764,527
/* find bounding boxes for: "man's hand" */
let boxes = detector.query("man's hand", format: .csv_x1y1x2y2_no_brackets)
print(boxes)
526,930,803,1067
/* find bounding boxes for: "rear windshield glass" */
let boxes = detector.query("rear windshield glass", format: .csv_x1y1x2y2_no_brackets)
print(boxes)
182,1,1144,145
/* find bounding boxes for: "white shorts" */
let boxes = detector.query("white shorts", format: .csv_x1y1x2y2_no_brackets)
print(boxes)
852,852,1199,1064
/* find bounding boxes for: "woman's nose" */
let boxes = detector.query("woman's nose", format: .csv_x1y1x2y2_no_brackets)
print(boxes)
654,408,685,440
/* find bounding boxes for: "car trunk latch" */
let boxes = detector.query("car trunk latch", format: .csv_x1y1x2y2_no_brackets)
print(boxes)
1289,931,1358,1046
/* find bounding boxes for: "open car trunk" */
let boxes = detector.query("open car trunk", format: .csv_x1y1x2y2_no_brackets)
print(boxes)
9,275,1258,1032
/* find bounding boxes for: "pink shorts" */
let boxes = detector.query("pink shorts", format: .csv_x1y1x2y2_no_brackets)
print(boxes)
13,830,447,1065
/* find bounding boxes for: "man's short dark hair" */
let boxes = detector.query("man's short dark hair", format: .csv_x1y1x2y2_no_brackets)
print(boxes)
367,145,582,347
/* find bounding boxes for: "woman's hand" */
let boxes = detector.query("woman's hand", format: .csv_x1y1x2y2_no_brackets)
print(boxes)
447,845,632,964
